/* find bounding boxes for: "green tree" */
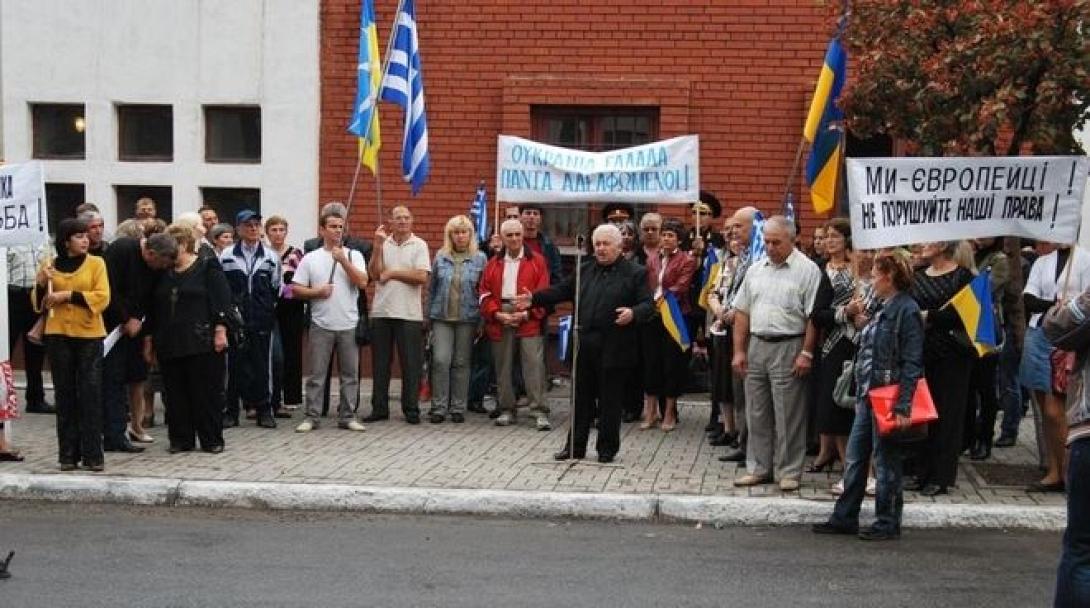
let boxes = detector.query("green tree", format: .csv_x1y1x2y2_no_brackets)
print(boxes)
842,0,1090,156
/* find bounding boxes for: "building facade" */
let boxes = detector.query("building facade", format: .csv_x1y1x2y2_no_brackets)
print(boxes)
0,0,320,236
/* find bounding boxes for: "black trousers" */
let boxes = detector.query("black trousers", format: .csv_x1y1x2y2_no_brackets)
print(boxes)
566,336,626,459
7,286,46,404
46,336,103,466
275,301,305,406
226,329,274,417
101,336,136,446
370,318,423,417
162,352,224,450
922,353,974,487
966,354,1000,448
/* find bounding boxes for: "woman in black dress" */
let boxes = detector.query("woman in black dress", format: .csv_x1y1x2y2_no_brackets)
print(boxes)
908,241,975,496
145,225,233,453
811,219,862,475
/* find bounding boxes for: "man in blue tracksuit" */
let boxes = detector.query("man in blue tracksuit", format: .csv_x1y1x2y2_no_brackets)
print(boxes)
220,209,281,429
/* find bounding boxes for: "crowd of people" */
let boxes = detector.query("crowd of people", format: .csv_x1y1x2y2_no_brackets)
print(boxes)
1,196,1087,543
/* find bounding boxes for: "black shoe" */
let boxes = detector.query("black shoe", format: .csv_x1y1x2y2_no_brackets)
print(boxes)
812,521,858,536
553,448,585,461
80,462,105,472
169,445,194,454
59,462,78,471
273,408,293,419
710,432,738,447
903,477,927,492
1026,480,1066,493
858,527,900,541
256,414,277,429
222,415,239,428
919,484,947,497
25,401,56,414
429,413,445,424
969,441,991,461
597,454,615,464
201,444,225,454
466,403,487,414
704,421,719,432
450,413,465,423
405,414,421,425
994,435,1017,448
488,408,502,419
104,440,145,453
361,413,389,423
719,448,745,462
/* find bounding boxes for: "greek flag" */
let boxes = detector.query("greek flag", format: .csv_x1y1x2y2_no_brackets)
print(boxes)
469,182,488,239
557,315,572,361
749,210,767,261
380,0,430,195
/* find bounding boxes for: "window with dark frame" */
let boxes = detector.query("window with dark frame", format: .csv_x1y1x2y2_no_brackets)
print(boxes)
204,105,261,163
114,185,173,223
32,104,86,160
118,104,173,161
44,183,86,235
199,187,261,227
530,106,660,246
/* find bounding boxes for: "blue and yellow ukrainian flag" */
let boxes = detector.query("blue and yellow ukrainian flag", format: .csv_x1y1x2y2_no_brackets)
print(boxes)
803,38,847,215
347,0,382,174
948,271,999,357
697,248,721,310
659,292,691,351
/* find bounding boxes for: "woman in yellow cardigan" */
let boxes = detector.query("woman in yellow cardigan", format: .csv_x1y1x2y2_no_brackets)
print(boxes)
33,218,111,471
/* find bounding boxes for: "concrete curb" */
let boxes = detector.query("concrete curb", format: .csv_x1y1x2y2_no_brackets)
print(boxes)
0,473,1066,530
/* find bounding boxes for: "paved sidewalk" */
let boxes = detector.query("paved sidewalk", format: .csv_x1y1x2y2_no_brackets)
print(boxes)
1,377,1063,517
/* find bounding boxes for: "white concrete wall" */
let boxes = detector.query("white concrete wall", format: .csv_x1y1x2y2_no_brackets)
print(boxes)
0,0,320,238
1078,125,1090,249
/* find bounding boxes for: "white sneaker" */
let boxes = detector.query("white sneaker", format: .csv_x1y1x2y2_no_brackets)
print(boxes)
340,420,366,432
295,420,314,433
495,413,514,426
535,415,551,431
831,479,844,495
865,476,877,496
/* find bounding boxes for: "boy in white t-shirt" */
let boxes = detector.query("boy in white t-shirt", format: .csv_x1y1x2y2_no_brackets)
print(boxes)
291,209,369,432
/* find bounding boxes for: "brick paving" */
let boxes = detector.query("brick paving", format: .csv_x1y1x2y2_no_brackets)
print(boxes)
0,378,1065,510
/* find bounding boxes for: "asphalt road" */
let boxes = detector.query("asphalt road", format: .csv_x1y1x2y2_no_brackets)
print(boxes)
0,501,1062,608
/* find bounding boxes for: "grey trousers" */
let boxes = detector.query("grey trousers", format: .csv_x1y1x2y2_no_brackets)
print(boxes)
429,320,476,416
304,326,359,424
492,330,547,415
745,336,808,480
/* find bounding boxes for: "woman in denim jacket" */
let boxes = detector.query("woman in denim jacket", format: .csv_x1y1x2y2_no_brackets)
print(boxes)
814,250,924,541
427,215,488,423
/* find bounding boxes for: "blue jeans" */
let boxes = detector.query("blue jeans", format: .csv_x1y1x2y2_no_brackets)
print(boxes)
1056,437,1090,607
829,399,906,534
999,339,1024,439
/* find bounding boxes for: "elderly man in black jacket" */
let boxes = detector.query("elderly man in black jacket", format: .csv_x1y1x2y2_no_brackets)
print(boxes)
517,223,654,463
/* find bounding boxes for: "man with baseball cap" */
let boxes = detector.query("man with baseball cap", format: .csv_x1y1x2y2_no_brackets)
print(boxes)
220,209,282,429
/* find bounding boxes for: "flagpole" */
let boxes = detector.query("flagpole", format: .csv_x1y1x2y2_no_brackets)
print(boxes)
344,0,408,226
781,137,806,216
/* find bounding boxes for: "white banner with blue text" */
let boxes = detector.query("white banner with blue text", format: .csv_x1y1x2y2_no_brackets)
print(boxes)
496,135,699,204
847,156,1089,249
0,161,49,247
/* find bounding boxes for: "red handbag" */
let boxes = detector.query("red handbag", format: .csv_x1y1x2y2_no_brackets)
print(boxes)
868,379,939,437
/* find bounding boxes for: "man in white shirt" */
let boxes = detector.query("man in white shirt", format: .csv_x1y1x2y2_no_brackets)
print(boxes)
365,206,431,424
292,206,369,432
731,216,822,492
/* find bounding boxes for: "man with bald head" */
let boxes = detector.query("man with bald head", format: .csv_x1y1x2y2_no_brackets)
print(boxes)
518,223,654,463
365,205,431,425
731,216,821,491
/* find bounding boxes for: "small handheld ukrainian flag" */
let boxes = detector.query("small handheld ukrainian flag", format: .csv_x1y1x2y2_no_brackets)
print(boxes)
948,270,999,357
658,292,691,351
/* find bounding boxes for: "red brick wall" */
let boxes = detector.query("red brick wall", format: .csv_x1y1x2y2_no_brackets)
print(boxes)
320,0,837,246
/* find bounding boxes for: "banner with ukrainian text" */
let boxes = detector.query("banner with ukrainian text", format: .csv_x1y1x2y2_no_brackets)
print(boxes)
847,156,1089,250
496,135,699,204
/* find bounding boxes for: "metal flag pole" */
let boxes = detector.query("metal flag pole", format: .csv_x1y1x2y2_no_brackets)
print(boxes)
344,0,407,226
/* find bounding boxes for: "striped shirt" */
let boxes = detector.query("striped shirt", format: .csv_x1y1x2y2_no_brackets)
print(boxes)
733,248,822,336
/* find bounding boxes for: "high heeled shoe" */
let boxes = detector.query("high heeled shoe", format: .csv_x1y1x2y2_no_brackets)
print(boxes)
660,419,676,433
639,416,661,430
127,424,154,444
806,459,834,473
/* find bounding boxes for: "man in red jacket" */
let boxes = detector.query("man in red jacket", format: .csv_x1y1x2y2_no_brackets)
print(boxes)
480,219,551,429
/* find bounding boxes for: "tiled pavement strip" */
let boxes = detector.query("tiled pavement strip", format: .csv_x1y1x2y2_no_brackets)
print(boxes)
0,376,1064,513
